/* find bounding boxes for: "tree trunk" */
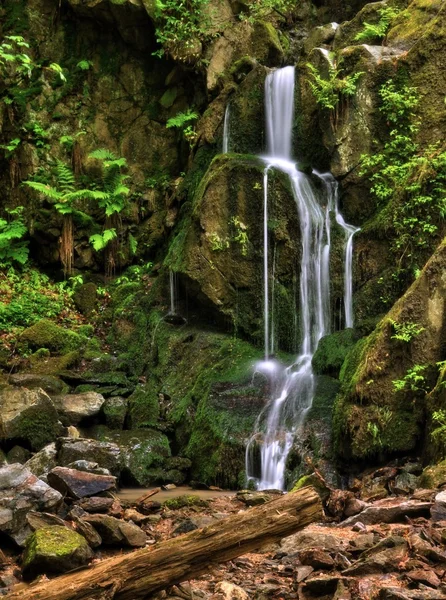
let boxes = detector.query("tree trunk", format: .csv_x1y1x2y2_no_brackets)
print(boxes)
7,487,322,600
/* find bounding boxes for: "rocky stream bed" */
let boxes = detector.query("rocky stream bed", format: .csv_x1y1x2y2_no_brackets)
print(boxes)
2,458,446,599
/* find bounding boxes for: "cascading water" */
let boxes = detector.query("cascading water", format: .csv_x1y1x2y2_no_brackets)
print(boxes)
246,66,359,491
169,270,177,315
223,103,231,154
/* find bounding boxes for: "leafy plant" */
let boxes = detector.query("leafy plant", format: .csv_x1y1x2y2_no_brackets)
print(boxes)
242,0,295,21
76,60,93,71
230,216,249,256
89,228,117,251
166,109,199,145
431,409,446,444
390,319,425,343
0,207,29,266
360,80,446,273
153,0,211,61
0,137,21,157
306,59,364,128
392,364,428,393
209,233,230,252
354,6,400,43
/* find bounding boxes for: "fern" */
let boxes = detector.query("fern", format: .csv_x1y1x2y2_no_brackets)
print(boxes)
129,233,138,255
89,228,117,251
354,6,400,43
0,207,29,266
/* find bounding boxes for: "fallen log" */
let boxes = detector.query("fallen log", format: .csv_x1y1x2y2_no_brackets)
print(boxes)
7,486,322,600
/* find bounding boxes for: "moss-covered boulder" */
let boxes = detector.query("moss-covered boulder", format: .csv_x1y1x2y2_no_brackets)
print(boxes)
419,461,446,490
57,437,121,476
312,330,357,377
126,385,160,429
73,283,98,316
0,386,61,451
89,428,171,486
23,526,93,579
334,238,446,462
20,319,86,354
102,396,128,429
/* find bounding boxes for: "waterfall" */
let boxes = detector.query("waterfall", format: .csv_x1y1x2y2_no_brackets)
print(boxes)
316,173,360,329
246,66,359,491
223,103,231,154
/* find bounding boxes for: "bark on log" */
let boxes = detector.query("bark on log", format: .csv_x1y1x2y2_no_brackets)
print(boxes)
7,486,322,600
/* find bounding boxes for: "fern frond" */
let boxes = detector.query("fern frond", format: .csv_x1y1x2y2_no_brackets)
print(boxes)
56,160,76,195
23,181,62,201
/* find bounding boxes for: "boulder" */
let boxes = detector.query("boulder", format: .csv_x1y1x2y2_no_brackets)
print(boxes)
102,396,128,429
57,438,121,476
0,386,61,450
72,517,102,548
95,429,171,486
6,445,31,464
26,511,67,531
47,467,117,499
66,461,111,476
420,461,446,489
24,443,57,482
83,514,146,547
8,374,68,396
0,464,63,546
343,536,408,576
431,491,446,522
214,581,249,600
20,319,85,353
77,497,114,513
340,500,432,527
22,526,93,579
52,393,105,425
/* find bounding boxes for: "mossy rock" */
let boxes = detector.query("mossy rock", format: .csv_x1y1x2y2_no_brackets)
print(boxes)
23,526,93,579
312,329,358,377
21,320,87,354
89,427,171,486
73,283,97,316
291,473,330,502
0,386,61,451
102,396,128,429
126,384,160,429
419,461,446,490
334,239,446,462
163,494,209,510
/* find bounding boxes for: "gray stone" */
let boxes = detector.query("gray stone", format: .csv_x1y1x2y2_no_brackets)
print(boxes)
8,374,68,396
392,472,419,495
77,496,114,513
52,392,105,425
340,501,432,526
0,463,63,546
26,511,67,531
84,514,147,547
73,517,102,548
57,438,121,476
24,443,57,482
47,466,117,499
66,460,111,476
431,491,446,521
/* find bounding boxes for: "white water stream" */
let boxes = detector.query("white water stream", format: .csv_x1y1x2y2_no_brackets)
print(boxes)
245,66,359,491
223,103,231,154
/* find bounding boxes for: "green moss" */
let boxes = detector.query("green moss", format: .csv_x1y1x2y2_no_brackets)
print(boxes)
23,526,90,577
291,472,330,501
419,460,446,489
127,384,160,429
312,329,357,377
21,319,87,354
164,494,208,510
